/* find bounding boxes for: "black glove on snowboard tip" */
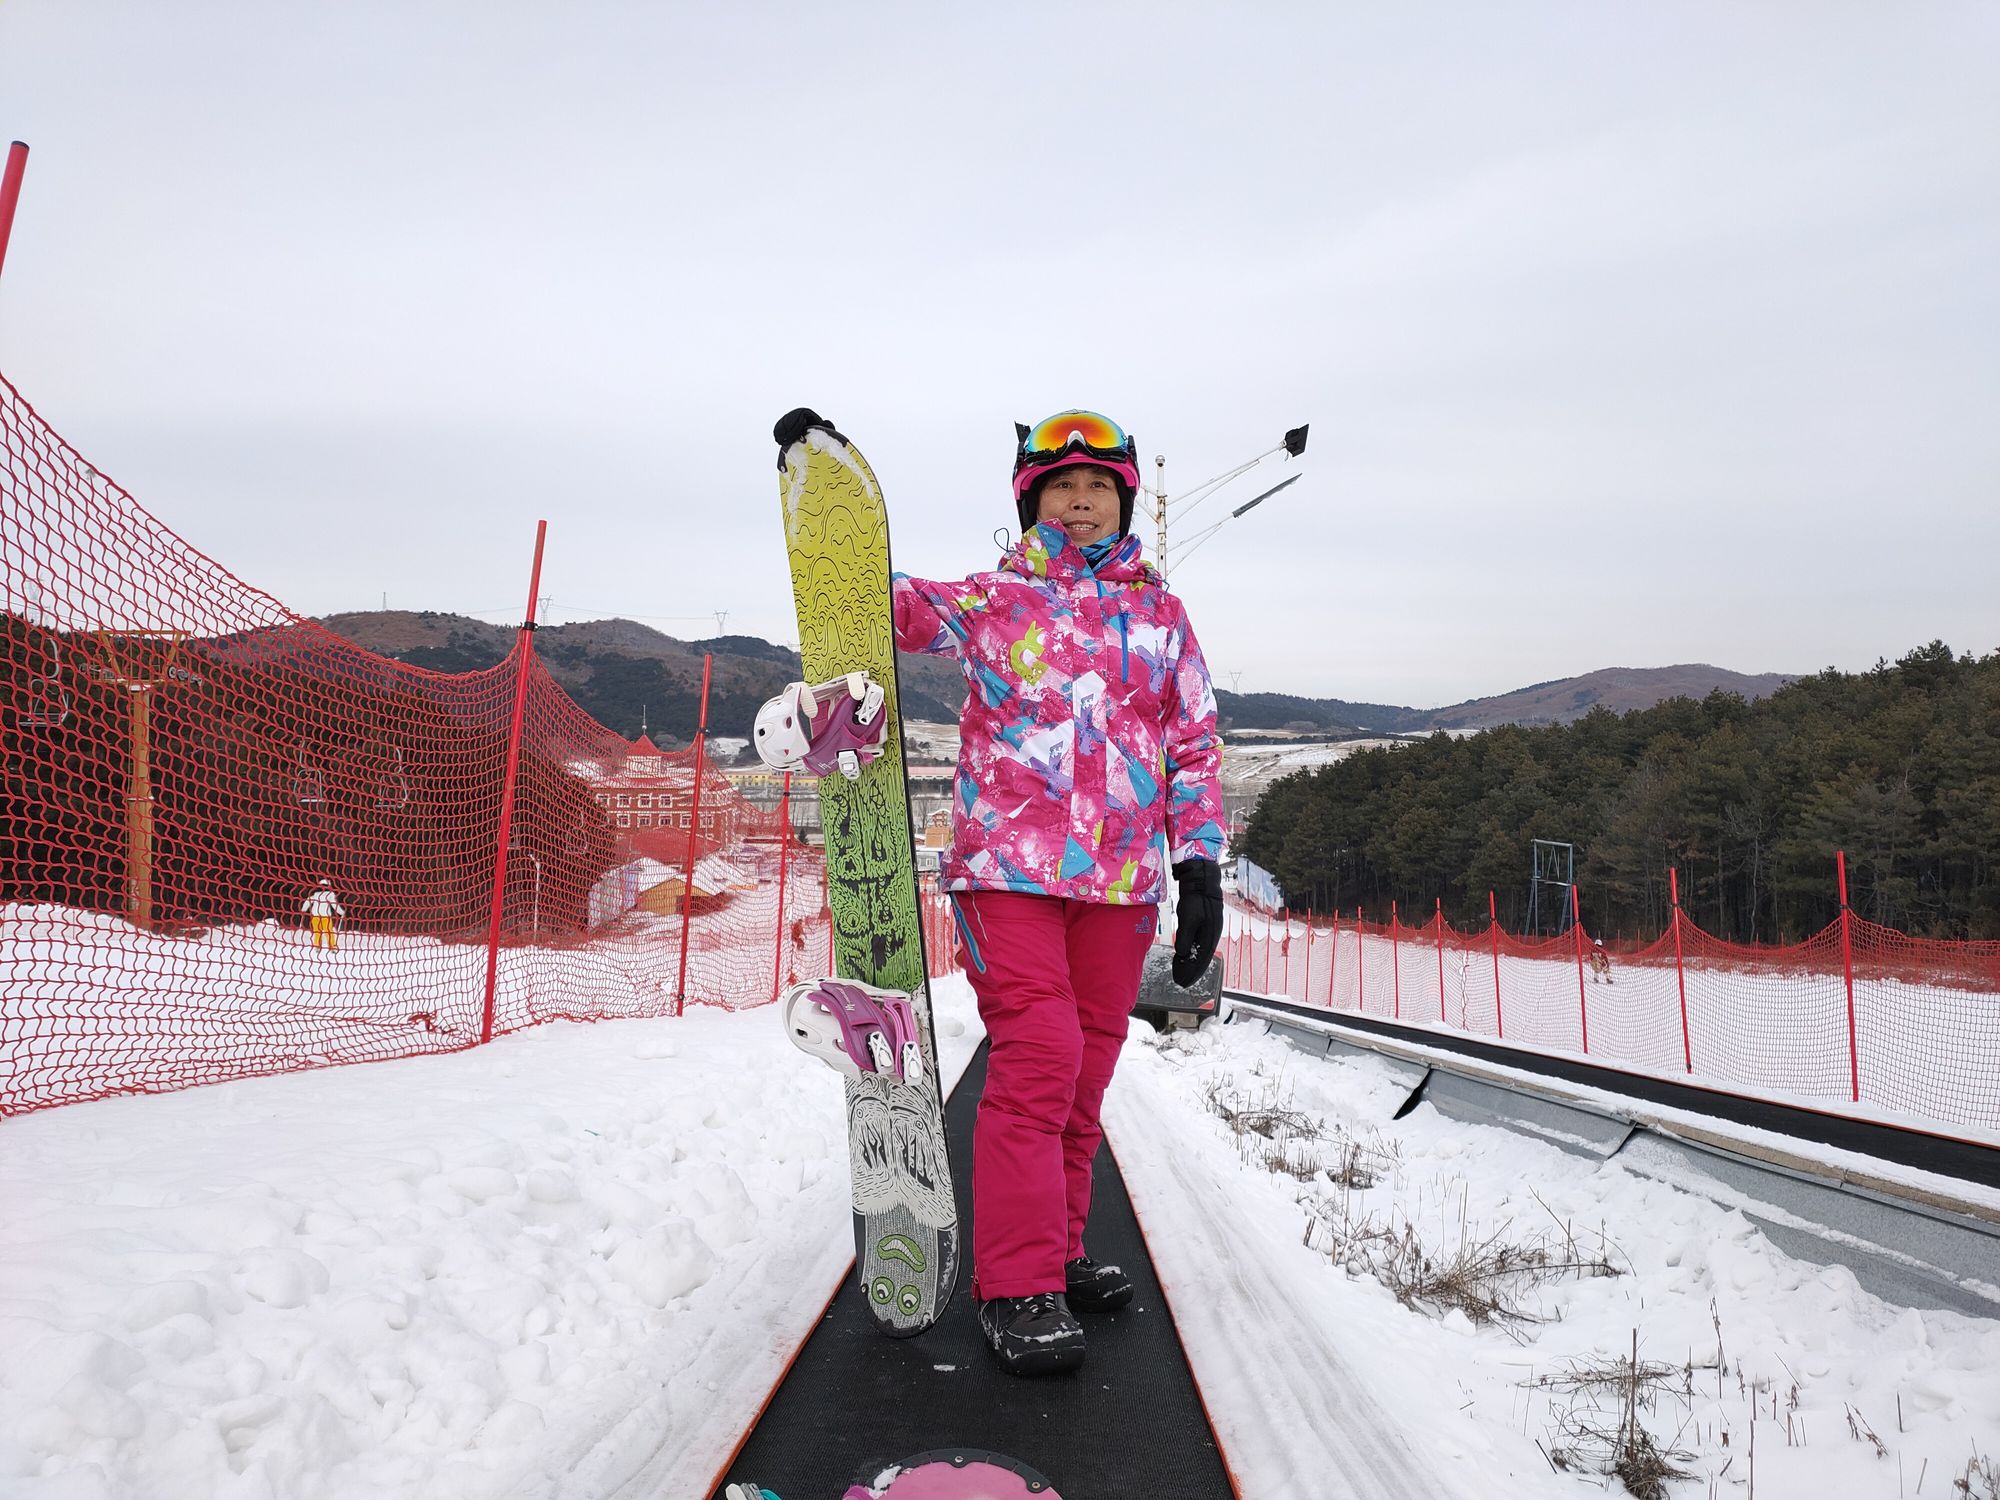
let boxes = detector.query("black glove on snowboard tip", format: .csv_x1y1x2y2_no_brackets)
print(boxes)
773,408,848,465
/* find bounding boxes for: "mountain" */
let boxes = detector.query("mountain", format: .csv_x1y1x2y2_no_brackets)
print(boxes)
1214,665,1795,737
314,611,968,749
1417,664,1796,731
316,613,1793,747
1209,692,1372,736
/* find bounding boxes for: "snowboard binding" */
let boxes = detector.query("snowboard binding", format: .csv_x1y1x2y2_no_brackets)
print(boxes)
782,977,925,1086
753,672,889,781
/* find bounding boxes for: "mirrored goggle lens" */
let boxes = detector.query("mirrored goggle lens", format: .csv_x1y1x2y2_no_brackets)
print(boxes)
1023,410,1128,456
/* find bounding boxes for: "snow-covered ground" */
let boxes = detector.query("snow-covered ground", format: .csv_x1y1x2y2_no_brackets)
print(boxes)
0,982,981,1500
5,981,1996,1499
1217,736,1404,805
1108,1021,2000,1500
0,862,827,1112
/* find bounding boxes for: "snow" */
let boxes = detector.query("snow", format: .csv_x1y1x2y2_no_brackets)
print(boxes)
1225,993,2000,1225
1216,736,1402,804
0,980,983,1499
1105,1019,2000,1500
5,966,1997,1500
1224,908,2000,1138
1,865,827,1112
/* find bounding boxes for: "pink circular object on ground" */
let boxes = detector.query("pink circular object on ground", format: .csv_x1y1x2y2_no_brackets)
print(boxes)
846,1449,1062,1500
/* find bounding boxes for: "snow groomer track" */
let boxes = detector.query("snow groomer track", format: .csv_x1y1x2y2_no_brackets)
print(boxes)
1223,990,2000,1319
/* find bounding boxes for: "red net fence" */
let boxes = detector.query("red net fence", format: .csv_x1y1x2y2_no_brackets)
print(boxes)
1223,900,2000,1134
0,373,958,1116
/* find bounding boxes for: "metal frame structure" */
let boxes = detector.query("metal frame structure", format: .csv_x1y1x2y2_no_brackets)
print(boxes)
1526,837,1576,937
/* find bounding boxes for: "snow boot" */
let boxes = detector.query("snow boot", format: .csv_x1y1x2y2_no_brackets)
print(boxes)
1064,1256,1133,1313
977,1292,1085,1376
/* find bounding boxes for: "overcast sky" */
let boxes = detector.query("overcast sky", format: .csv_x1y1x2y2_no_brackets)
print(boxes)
2,3,1995,705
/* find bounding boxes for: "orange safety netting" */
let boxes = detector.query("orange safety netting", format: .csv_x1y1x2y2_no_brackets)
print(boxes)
0,372,958,1116
1223,903,2000,1132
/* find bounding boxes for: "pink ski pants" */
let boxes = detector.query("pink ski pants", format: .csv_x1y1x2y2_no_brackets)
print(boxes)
952,890,1157,1299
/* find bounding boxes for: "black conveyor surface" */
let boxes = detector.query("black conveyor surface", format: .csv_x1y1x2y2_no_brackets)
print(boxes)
715,1041,1234,1499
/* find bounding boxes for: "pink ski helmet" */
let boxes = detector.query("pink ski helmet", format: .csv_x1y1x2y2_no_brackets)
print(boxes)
1011,409,1141,535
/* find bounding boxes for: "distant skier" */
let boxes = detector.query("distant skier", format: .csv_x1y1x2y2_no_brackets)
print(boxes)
891,409,1227,1376
302,878,344,951
1588,938,1612,984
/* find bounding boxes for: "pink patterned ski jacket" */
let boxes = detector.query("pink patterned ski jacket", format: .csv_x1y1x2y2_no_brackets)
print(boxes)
892,521,1226,906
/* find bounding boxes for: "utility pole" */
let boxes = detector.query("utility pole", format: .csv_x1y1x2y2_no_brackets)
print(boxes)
1143,424,1310,580
1153,453,1168,577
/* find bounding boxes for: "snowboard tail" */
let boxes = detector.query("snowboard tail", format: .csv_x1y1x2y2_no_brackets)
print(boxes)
776,421,960,1337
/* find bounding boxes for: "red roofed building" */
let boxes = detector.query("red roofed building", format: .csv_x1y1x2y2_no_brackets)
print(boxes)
586,734,769,863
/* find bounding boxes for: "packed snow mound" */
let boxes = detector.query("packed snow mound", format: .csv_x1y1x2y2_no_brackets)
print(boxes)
0,982,983,1498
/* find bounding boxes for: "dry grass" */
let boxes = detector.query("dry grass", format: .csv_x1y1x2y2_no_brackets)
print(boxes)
1844,1402,1888,1458
1956,1450,2000,1498
1525,1349,1702,1403
1199,1075,1399,1186
1197,1062,1616,1334
1533,1332,1700,1500
1300,1192,1621,1337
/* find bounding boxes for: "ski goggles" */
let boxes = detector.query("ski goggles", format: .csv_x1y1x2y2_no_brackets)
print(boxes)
1012,409,1140,500
1018,409,1132,460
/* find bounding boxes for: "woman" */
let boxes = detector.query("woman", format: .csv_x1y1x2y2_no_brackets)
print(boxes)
892,409,1226,1376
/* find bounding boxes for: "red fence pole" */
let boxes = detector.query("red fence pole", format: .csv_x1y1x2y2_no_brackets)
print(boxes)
1489,890,1503,1039
1390,899,1401,1020
771,770,793,1000
1302,916,1314,1006
0,142,29,286
1436,897,1446,1023
1328,911,1339,1006
674,653,714,1013
1356,907,1366,1014
1838,849,1860,1102
1571,882,1589,1054
1280,908,1290,996
1671,866,1692,1072
479,520,547,1045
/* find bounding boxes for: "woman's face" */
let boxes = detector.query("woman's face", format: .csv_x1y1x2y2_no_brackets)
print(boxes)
1034,465,1122,546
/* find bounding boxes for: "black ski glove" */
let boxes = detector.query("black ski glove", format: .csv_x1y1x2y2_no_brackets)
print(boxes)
772,407,848,466
1171,858,1224,987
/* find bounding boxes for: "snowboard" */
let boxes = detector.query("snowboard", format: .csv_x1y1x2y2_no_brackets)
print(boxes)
726,1448,1061,1500
773,411,960,1337
1131,942,1223,1029
846,1449,1062,1499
